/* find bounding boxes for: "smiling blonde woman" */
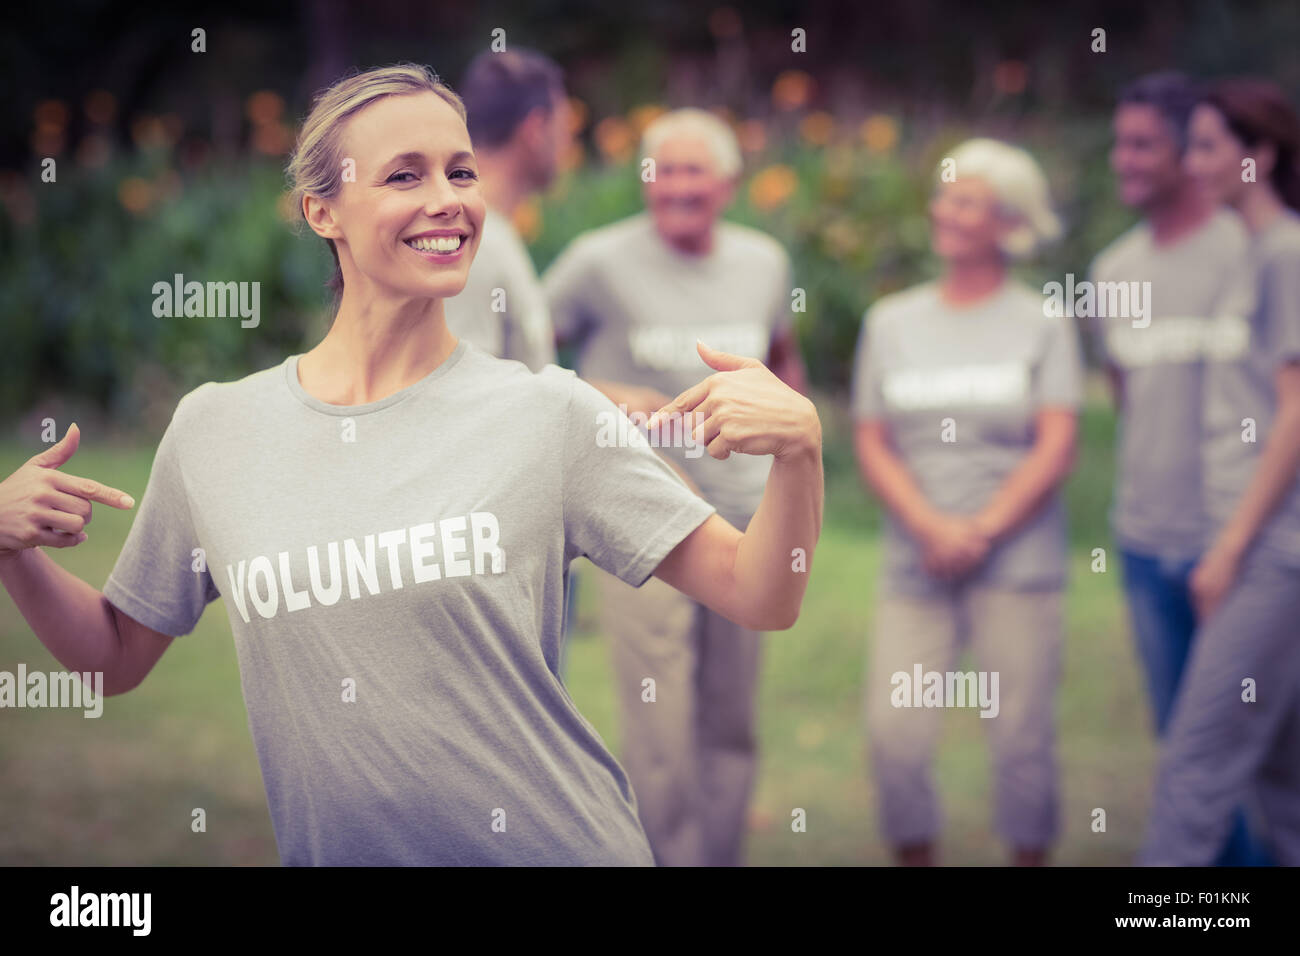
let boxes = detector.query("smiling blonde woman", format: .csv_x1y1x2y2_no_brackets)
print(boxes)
0,63,824,866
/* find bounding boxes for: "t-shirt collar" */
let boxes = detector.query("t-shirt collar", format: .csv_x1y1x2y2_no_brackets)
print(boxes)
284,339,469,416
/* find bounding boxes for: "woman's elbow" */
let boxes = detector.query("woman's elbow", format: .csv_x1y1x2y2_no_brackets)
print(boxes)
746,593,803,631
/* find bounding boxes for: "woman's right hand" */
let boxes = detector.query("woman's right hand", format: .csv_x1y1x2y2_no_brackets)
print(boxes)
0,423,135,555
917,513,990,581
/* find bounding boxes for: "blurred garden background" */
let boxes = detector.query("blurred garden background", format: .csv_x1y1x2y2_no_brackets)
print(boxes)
2,0,1299,864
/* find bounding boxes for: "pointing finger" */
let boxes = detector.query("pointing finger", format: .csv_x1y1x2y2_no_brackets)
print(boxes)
648,378,712,430
53,472,135,509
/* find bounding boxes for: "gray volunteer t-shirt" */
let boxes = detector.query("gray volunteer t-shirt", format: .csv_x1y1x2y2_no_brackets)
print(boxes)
102,339,715,865
851,280,1083,597
1203,208,1300,565
1088,208,1251,560
543,211,793,529
445,207,557,371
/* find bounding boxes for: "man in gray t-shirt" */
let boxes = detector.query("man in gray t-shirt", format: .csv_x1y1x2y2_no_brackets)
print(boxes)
101,340,716,865
1089,207,1251,560
545,209,800,527
542,109,805,867
1091,73,1265,865
443,48,570,371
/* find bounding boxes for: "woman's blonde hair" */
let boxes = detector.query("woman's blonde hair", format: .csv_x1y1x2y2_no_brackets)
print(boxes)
641,108,743,179
286,63,467,298
938,138,1063,260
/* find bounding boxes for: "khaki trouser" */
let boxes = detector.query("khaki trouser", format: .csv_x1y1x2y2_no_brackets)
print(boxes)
597,567,763,866
864,586,1064,850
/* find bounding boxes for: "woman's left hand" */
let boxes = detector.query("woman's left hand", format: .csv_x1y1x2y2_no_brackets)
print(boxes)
1189,542,1243,622
648,341,821,462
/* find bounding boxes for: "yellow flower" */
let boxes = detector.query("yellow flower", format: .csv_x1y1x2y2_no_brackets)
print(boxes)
628,104,667,136
512,198,541,242
118,177,154,215
565,97,589,134
799,111,835,147
246,91,285,126
771,70,814,111
736,119,767,154
594,116,635,164
253,122,293,156
860,114,899,154
822,218,861,259
749,164,797,211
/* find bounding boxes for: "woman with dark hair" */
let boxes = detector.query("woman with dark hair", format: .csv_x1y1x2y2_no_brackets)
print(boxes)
1142,78,1300,865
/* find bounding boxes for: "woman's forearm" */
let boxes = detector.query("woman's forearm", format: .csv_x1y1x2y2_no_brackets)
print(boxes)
973,410,1077,543
854,423,941,539
0,547,126,689
733,440,824,630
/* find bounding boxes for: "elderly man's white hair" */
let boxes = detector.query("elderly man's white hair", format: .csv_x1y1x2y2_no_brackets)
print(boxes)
641,108,743,180
941,138,1063,259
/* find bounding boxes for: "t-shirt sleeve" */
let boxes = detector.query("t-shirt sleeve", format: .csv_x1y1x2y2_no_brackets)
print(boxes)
501,247,558,372
850,306,885,421
1260,241,1300,365
561,374,717,587
542,238,596,346
1213,244,1259,325
1035,313,1085,409
1083,254,1114,368
102,392,219,637
769,249,796,340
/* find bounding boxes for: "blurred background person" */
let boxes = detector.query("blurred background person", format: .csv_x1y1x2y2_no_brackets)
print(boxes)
852,138,1081,866
449,48,582,673
1087,72,1267,865
444,48,569,371
1141,78,1300,865
542,107,807,866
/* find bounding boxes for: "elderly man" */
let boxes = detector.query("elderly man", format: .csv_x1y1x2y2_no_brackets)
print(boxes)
543,108,807,866
444,48,571,371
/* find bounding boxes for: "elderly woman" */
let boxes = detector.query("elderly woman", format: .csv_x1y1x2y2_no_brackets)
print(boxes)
851,138,1083,866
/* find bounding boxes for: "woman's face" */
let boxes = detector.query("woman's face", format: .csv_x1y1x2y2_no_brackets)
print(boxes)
1186,103,1249,208
928,177,1008,263
318,91,486,301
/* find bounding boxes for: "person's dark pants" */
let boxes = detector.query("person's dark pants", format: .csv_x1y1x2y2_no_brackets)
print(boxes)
1120,548,1272,865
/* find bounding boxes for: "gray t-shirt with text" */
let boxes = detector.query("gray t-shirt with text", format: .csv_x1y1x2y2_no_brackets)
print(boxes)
543,211,793,528
1088,209,1252,560
1203,208,1300,565
851,280,1084,597
102,340,716,865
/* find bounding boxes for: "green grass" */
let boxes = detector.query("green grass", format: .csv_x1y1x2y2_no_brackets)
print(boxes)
0,384,1154,865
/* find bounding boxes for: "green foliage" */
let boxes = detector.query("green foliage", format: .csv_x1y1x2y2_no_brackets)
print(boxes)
0,152,331,420
1,113,1136,418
